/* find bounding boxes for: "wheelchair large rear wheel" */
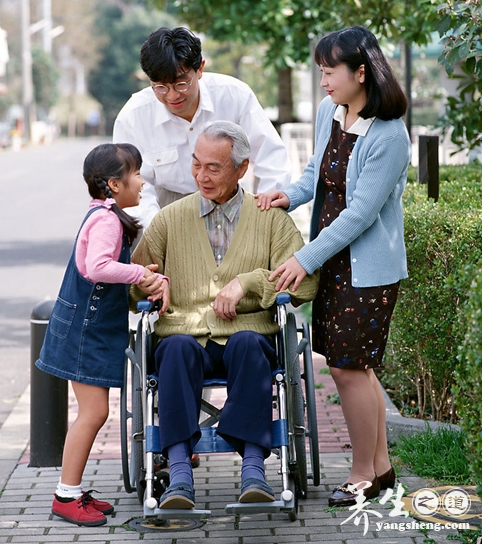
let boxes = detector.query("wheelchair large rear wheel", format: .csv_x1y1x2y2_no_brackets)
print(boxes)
120,327,145,503
302,322,320,486
286,312,308,499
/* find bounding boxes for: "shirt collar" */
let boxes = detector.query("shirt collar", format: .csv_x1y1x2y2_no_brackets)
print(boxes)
199,185,244,220
90,198,116,209
334,105,375,136
197,78,214,114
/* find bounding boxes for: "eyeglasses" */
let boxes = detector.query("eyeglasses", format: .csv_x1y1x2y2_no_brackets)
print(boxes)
151,73,195,95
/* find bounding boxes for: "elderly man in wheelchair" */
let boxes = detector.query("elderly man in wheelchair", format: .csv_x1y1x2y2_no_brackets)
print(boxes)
129,120,319,514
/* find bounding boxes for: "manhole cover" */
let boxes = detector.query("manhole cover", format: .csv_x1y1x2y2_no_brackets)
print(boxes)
128,516,205,533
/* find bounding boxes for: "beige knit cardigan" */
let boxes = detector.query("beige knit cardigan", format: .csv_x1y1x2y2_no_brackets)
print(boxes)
130,192,319,344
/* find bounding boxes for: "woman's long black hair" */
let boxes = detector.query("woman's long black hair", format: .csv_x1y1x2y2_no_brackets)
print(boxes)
315,26,408,121
83,143,142,246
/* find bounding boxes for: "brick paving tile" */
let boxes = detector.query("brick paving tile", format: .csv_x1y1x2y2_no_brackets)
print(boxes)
1,348,471,544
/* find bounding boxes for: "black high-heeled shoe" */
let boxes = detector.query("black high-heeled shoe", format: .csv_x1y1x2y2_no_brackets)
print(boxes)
328,475,380,507
378,466,396,490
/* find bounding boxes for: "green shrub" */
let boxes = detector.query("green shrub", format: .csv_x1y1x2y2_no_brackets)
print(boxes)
451,262,482,487
382,164,481,422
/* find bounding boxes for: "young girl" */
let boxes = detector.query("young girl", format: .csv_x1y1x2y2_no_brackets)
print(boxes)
36,143,169,526
257,26,411,507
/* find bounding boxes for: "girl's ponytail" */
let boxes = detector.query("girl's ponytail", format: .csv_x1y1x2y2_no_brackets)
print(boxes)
110,204,141,246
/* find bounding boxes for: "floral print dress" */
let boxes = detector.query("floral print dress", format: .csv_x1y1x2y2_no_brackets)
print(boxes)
312,119,399,369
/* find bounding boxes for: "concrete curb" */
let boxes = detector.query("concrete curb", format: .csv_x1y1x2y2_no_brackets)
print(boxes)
383,387,461,443
0,384,30,493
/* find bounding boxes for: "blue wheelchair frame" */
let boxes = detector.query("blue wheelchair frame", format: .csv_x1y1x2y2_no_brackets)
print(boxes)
120,293,320,521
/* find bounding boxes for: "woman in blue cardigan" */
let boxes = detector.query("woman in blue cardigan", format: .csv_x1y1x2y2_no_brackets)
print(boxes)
257,26,411,507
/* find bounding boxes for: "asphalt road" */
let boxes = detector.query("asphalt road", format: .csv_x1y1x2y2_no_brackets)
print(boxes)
0,136,109,429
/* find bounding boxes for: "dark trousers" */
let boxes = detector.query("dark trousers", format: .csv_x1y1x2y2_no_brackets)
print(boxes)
154,331,276,458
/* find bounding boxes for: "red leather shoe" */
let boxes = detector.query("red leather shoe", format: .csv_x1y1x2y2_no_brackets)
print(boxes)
191,454,200,468
82,490,114,514
52,494,107,526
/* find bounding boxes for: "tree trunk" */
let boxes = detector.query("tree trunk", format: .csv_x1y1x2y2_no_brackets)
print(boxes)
277,66,293,126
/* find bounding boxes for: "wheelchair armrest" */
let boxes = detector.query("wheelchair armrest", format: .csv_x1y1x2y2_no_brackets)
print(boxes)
275,293,291,306
136,300,160,313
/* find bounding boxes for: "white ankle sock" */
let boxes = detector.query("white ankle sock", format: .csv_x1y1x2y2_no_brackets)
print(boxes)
56,481,82,499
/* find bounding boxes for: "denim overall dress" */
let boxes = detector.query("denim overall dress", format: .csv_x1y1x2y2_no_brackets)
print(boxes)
36,207,131,388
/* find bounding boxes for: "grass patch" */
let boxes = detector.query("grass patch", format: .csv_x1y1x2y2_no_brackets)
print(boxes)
326,392,341,405
447,527,482,544
392,424,473,485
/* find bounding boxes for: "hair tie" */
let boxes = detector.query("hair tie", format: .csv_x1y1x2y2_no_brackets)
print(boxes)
94,176,113,198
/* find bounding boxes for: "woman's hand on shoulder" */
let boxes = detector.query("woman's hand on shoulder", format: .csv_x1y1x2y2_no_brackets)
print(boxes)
255,190,290,211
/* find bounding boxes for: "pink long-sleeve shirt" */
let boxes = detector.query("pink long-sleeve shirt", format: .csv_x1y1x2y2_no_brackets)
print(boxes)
75,199,146,284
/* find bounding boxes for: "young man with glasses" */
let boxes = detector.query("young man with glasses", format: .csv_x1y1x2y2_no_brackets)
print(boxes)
113,26,291,227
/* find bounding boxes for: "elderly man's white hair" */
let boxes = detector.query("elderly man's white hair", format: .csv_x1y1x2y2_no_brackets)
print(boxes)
200,120,250,168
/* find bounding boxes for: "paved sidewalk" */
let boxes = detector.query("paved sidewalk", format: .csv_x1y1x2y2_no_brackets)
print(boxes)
0,354,470,543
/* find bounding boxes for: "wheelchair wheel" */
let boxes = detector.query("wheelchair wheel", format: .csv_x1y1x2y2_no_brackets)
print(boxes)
286,312,308,499
120,326,145,504
302,322,320,486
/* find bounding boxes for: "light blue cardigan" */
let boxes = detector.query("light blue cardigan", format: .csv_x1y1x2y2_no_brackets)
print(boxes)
286,96,411,288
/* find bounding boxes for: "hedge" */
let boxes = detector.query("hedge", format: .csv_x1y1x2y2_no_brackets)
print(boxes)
381,164,481,424
452,261,482,487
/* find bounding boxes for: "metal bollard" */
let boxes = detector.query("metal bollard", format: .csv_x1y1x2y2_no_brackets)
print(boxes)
418,134,440,202
30,300,68,467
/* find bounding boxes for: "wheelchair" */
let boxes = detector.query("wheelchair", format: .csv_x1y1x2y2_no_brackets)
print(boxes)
120,293,320,522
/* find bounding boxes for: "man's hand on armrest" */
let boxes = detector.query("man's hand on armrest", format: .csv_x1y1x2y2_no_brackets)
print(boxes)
213,278,244,321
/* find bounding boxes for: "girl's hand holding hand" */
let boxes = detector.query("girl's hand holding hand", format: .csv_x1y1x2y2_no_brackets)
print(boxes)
255,190,290,211
139,266,170,314
139,265,159,289
269,256,307,292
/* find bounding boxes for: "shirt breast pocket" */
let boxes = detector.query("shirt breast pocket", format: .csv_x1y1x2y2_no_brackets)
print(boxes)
144,148,184,192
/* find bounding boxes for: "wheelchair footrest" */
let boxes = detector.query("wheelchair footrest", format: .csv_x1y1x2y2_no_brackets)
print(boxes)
225,492,296,515
143,505,211,520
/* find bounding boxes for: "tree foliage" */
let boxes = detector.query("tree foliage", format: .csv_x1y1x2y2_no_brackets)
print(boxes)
31,46,60,117
435,0,482,153
87,3,176,132
165,0,436,66
155,0,437,122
